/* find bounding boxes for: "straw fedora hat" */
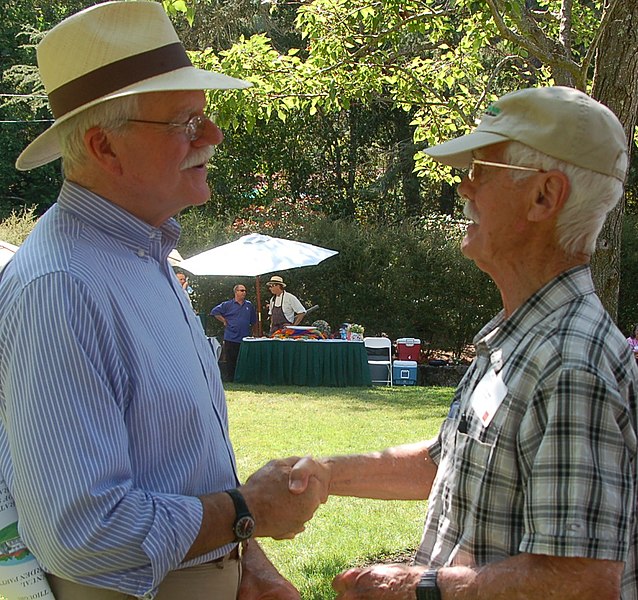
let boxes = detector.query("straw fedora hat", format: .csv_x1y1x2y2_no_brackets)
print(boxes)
16,1,251,171
266,276,287,288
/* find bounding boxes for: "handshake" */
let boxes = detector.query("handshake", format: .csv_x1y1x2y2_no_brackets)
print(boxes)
239,456,330,540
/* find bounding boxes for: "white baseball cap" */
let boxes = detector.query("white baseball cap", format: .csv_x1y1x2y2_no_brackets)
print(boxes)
425,86,628,182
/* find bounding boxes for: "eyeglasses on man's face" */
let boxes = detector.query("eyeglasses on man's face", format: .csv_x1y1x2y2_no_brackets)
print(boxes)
467,158,546,182
127,114,210,142
236,289,247,293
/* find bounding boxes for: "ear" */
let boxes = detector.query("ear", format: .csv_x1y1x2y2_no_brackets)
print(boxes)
83,126,123,175
527,170,570,223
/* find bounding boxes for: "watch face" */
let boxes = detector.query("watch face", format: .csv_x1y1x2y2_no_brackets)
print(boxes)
234,515,255,540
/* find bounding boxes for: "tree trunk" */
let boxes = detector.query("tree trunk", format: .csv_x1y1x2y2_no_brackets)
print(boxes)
393,108,421,217
589,0,638,321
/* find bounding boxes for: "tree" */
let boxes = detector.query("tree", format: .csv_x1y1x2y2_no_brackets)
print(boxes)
0,0,94,215
195,0,637,318
588,1,638,318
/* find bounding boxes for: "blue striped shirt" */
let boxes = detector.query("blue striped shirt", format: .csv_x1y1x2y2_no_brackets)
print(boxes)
0,181,238,598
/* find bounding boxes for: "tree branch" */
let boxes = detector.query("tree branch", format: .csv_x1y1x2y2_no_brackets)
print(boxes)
313,7,454,76
484,0,582,83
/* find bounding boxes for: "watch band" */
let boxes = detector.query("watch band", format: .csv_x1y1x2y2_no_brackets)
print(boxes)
225,488,255,541
416,569,441,600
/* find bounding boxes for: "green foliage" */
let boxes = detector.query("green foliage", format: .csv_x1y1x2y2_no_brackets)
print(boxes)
0,0,92,211
0,205,38,244
177,209,499,355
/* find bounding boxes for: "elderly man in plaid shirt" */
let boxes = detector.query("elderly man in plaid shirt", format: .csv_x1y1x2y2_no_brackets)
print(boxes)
292,87,637,600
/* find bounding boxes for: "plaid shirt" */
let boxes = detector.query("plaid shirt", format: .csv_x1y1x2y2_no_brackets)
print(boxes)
416,266,637,599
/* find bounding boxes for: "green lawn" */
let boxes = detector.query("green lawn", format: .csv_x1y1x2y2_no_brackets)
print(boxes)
226,384,453,599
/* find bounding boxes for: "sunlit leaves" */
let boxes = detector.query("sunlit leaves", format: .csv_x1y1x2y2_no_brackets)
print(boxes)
162,0,195,25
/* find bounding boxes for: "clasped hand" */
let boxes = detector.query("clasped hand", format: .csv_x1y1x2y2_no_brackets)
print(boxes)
241,456,330,540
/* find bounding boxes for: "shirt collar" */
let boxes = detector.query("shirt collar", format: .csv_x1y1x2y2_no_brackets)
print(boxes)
58,180,180,262
473,265,594,372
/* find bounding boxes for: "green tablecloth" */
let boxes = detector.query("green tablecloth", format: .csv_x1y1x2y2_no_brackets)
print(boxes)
235,339,372,386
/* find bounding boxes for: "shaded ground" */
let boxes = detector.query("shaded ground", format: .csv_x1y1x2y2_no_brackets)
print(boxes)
361,548,415,567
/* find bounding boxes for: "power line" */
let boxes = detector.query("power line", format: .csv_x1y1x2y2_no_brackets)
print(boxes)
0,93,48,98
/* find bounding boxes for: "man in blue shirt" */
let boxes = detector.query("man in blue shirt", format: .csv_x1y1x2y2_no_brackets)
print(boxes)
0,3,325,599
211,284,258,381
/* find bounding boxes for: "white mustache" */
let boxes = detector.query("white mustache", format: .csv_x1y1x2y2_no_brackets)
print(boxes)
180,146,216,170
463,200,480,224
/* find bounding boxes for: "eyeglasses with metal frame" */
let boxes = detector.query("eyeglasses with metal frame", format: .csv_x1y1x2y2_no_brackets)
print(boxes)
467,158,546,182
127,114,209,142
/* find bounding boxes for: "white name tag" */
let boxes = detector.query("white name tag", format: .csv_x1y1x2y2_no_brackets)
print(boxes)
470,367,508,427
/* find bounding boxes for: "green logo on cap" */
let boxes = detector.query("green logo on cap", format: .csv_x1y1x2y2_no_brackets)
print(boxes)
485,104,501,117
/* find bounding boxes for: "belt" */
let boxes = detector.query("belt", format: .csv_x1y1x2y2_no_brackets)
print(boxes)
208,545,240,564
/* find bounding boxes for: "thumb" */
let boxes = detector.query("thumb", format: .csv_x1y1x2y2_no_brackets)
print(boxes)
288,459,312,494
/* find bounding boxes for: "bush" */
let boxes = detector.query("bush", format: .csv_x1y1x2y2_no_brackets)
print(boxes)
176,210,500,355
0,205,38,244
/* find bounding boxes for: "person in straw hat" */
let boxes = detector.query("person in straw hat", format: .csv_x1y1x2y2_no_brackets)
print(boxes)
290,87,637,600
266,275,307,335
0,3,327,599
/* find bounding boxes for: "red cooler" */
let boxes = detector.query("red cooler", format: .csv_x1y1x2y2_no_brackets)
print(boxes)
396,338,421,361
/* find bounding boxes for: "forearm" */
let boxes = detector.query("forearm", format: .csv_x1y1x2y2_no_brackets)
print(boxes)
188,457,327,560
324,440,437,500
438,553,624,600
239,539,300,599
213,314,227,326
184,491,236,560
335,554,624,600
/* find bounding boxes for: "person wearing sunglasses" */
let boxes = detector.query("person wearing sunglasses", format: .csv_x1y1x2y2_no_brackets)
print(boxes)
291,87,637,600
211,284,258,381
266,275,307,335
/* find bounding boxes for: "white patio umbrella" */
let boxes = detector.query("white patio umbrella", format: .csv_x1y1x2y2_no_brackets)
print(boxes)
179,233,338,335
0,239,19,271
168,249,183,266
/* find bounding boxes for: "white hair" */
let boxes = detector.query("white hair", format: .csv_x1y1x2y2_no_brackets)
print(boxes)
504,141,624,257
56,95,140,177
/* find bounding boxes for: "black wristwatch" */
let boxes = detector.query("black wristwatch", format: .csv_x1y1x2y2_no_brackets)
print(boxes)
225,488,255,541
416,569,441,600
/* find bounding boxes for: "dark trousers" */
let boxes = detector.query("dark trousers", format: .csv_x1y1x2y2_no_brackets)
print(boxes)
222,340,241,382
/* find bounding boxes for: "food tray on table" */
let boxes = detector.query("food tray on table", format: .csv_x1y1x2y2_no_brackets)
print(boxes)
271,325,327,340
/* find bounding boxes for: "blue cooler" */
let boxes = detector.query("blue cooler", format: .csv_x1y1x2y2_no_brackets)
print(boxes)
393,360,417,386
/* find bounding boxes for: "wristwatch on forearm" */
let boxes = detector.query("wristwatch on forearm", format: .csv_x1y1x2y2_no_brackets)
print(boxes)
416,569,441,600
225,488,255,541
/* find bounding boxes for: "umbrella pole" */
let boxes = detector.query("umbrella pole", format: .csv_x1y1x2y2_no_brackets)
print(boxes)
255,275,263,337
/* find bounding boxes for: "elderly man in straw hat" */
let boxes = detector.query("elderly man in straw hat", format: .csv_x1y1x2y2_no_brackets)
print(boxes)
291,87,638,600
0,2,327,599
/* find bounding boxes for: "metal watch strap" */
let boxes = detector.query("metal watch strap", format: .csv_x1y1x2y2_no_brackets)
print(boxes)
416,569,441,600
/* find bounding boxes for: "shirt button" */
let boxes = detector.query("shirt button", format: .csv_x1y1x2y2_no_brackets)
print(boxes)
137,248,146,258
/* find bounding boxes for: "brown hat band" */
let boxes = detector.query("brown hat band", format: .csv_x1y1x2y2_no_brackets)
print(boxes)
47,42,193,119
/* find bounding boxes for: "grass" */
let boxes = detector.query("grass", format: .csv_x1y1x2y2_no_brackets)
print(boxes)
226,384,454,599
